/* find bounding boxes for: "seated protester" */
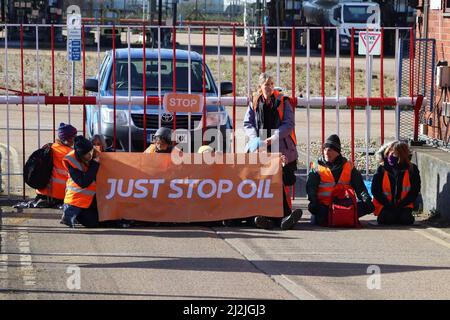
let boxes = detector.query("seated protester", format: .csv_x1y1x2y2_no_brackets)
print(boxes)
60,136,100,228
144,127,174,154
91,134,113,153
371,141,421,225
91,135,132,228
25,123,77,209
306,134,375,225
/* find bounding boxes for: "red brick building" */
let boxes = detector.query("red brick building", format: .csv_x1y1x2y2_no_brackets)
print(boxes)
416,0,450,143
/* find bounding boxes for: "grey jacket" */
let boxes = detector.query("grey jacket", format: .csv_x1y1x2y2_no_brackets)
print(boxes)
243,94,298,164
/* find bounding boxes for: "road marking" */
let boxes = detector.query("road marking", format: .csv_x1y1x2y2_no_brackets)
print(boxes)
0,230,8,294
0,142,21,194
0,254,7,272
215,231,318,300
17,229,36,287
414,229,450,250
428,227,450,239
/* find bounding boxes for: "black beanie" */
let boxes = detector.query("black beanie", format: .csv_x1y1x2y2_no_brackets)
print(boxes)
324,134,341,153
74,135,93,158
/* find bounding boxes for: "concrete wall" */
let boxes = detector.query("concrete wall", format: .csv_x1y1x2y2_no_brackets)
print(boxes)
412,145,450,219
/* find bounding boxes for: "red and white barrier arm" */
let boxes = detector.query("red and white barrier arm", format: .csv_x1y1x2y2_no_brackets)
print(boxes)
0,96,425,108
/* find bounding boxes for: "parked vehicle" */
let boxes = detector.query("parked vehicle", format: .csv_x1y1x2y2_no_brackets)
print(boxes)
84,48,233,152
302,0,381,52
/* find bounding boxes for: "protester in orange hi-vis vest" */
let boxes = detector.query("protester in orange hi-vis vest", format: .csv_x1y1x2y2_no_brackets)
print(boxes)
33,123,77,208
371,141,421,225
306,134,375,226
242,72,303,230
60,136,100,228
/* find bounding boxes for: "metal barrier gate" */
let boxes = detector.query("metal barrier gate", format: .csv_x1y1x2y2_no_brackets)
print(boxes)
0,24,423,199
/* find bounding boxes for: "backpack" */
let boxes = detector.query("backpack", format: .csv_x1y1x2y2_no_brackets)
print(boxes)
24,143,53,189
328,185,361,228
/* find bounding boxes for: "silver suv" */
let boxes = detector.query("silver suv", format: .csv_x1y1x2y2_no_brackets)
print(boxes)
84,48,233,152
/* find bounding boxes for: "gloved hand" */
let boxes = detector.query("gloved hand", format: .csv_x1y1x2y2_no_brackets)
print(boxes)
248,137,263,152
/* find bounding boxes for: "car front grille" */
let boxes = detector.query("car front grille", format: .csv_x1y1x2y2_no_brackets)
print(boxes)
131,114,203,130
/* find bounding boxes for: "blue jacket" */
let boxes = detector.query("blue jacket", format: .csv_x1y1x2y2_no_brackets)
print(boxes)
243,93,298,164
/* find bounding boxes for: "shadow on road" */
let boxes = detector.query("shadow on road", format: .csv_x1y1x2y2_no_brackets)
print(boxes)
78,256,450,277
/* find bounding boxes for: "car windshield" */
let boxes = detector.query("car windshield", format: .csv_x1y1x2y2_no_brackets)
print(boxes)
343,5,374,24
108,59,214,93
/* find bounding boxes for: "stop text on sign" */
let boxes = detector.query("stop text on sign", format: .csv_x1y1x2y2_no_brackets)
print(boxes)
163,93,204,113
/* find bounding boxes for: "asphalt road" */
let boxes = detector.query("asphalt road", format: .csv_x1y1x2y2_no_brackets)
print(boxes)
1,204,450,300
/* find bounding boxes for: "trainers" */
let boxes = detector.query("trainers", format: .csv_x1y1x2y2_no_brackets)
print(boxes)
60,212,75,228
13,201,33,209
59,219,75,228
254,216,275,230
33,198,51,208
281,209,303,230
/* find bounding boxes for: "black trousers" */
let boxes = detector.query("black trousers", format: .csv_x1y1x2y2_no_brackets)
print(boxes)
377,207,415,225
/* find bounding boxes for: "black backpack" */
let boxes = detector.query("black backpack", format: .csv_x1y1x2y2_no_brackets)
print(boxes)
24,143,53,189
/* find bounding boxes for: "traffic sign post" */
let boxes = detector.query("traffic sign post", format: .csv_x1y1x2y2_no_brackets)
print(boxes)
67,8,82,62
358,31,381,56
359,31,381,178
67,5,82,122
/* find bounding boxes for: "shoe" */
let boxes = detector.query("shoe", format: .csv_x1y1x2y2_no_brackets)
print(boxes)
281,209,303,230
13,201,32,209
222,219,239,227
59,219,75,228
60,212,75,228
254,216,275,230
33,198,51,208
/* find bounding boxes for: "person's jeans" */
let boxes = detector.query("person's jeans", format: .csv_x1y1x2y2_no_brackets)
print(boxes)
62,204,82,227
62,203,100,228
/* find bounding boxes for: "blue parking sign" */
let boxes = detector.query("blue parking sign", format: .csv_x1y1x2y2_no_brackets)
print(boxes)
68,39,81,61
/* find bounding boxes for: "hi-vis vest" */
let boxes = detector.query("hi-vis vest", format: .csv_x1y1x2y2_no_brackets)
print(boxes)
62,150,96,209
311,160,353,206
373,168,413,216
36,142,72,200
252,90,298,146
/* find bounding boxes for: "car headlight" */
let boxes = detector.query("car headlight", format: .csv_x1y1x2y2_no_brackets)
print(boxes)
101,108,128,126
205,112,227,127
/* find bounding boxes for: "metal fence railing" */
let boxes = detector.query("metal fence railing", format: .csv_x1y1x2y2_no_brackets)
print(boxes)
0,24,422,199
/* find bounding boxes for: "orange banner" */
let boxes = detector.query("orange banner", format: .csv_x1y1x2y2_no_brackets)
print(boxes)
96,153,283,222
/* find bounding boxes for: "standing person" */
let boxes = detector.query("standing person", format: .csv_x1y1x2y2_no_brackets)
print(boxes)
372,141,421,225
243,72,302,230
27,123,77,208
306,134,375,225
60,136,100,228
